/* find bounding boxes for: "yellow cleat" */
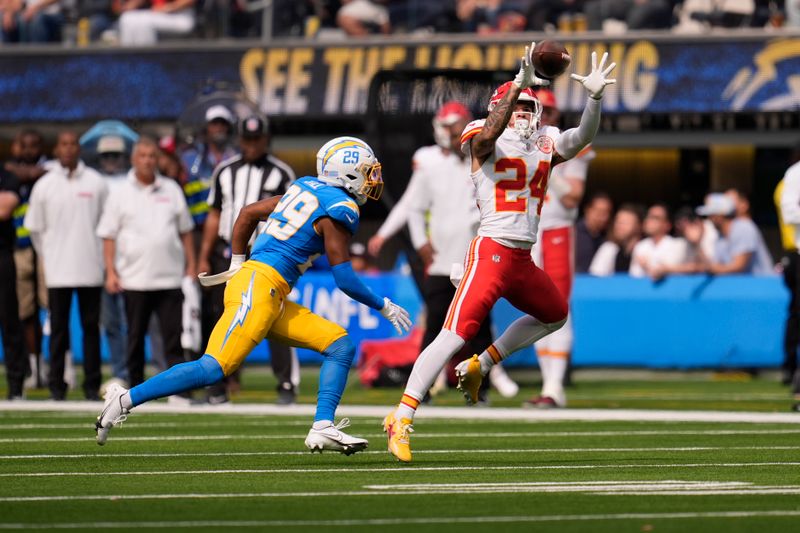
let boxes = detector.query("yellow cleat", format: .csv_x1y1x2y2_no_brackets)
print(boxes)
455,354,483,405
383,409,413,463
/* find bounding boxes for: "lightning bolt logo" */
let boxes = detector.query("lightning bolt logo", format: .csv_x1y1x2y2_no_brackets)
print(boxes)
221,272,255,349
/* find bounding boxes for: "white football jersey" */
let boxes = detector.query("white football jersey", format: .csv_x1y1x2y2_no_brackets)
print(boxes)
538,146,595,230
461,119,561,245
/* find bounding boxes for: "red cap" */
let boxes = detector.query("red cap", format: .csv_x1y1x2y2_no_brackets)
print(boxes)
435,101,472,125
158,135,176,154
534,89,558,110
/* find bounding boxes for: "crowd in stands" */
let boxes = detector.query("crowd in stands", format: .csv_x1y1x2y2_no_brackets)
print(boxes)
575,189,774,279
0,0,792,46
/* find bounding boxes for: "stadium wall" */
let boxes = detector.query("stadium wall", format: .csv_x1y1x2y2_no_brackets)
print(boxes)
1,33,799,124
0,273,788,369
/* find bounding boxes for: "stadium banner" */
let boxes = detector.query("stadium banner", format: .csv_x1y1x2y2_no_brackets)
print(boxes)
1,35,799,122
0,273,787,368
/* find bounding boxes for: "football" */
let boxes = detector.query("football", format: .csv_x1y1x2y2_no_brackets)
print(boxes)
531,40,571,80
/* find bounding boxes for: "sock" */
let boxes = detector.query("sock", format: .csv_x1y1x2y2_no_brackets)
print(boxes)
128,355,224,407
121,392,133,410
541,355,568,404
313,420,332,430
395,393,421,420
314,336,355,422
478,315,567,376
397,329,465,421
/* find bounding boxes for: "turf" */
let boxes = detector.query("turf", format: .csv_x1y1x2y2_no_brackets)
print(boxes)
1,367,799,531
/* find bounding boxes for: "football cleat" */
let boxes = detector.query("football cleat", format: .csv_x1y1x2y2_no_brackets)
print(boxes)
455,355,483,405
383,409,413,463
304,418,368,456
489,364,519,398
522,395,562,409
95,383,130,445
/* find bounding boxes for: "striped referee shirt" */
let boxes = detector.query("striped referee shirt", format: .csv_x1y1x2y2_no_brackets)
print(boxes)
207,153,295,243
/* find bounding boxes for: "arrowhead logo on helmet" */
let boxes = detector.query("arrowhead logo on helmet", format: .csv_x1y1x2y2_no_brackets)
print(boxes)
316,136,383,205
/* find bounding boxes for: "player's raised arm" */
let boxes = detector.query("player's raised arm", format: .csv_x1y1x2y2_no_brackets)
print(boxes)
319,216,411,335
554,51,616,164
471,42,549,163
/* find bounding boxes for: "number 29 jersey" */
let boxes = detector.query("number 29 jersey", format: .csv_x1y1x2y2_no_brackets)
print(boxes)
249,176,360,287
460,120,561,245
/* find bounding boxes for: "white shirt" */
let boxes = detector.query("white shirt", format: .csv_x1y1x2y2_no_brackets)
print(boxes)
588,241,620,277
629,235,687,277
97,171,194,291
780,160,800,250
461,121,561,246
406,146,479,276
24,161,107,288
375,168,424,239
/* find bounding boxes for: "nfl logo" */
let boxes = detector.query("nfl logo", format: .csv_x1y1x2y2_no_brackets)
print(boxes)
492,254,501,263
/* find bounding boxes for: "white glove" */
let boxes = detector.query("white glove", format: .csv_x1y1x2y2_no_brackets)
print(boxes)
513,42,550,89
570,51,616,100
380,297,412,335
198,254,246,287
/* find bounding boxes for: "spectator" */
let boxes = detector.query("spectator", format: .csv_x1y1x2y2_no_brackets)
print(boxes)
0,0,63,43
0,164,26,399
5,130,48,390
697,193,773,275
93,134,131,385
629,203,688,280
584,0,673,31
675,0,755,32
82,0,120,42
456,0,527,33
179,105,237,229
589,203,643,276
779,150,800,388
199,115,298,404
24,131,108,401
575,191,613,273
97,138,196,388
118,0,195,46
337,0,391,34
525,0,585,31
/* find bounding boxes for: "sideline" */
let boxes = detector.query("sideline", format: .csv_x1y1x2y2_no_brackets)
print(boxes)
1,401,800,423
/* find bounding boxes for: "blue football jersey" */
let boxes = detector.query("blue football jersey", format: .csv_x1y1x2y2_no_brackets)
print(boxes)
250,176,360,287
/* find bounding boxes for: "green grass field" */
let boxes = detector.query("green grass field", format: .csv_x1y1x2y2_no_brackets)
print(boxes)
1,367,799,531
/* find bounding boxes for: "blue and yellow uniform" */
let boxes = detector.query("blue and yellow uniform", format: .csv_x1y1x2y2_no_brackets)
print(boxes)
204,176,363,376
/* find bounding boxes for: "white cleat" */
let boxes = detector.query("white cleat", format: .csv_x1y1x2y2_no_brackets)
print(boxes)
489,365,519,398
304,418,368,456
95,383,130,446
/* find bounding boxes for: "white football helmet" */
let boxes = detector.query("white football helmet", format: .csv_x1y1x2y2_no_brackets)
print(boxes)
316,136,383,205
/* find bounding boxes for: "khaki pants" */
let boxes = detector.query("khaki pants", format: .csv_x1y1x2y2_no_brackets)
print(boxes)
14,247,47,319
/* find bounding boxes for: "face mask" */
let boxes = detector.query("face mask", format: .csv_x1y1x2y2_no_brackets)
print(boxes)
512,112,534,139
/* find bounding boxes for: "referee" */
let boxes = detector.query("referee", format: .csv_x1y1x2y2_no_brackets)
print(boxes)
198,115,298,404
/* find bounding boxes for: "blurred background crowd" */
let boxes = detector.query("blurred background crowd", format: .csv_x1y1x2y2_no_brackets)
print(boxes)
0,0,794,46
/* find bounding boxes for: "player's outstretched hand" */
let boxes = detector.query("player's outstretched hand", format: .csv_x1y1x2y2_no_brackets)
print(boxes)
570,51,616,100
380,297,412,335
513,42,550,89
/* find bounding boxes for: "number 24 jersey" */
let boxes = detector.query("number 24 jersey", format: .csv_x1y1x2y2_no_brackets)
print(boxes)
460,120,561,245
250,176,360,287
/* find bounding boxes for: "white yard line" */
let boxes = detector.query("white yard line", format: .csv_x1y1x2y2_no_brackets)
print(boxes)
2,446,798,460
2,511,800,529
3,428,800,444
2,462,800,479
1,401,799,423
